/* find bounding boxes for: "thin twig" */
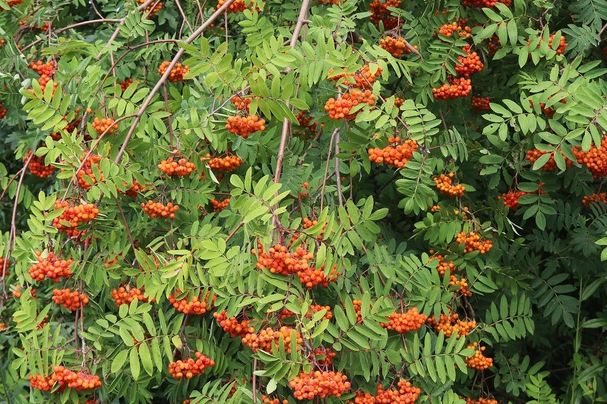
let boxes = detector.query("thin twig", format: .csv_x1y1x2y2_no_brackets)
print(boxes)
96,0,156,60
175,0,193,33
114,0,237,164
334,129,343,206
252,358,258,403
1,153,33,300
319,128,338,211
225,222,244,242
21,18,122,52
273,0,311,184
161,83,176,148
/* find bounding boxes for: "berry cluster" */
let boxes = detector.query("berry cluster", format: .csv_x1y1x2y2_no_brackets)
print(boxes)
466,342,493,370
352,64,383,89
302,217,326,239
0,104,6,120
368,137,418,169
52,200,99,238
455,45,484,77
29,59,57,93
325,89,376,120
352,299,365,323
393,97,404,108
241,326,302,353
138,0,163,16
582,192,607,207
158,157,196,177
309,304,333,320
289,371,351,400
225,115,266,138
432,77,472,100
296,111,318,134
428,254,470,296
299,182,310,199
450,274,472,297
380,36,413,58
471,96,491,111
169,290,215,315
76,154,103,190
12,285,37,299
217,0,258,12
313,347,337,368
434,173,465,197
158,61,189,82
529,97,566,117
438,21,471,39
168,352,214,379
498,190,527,209
52,288,89,311
297,265,339,288
92,117,118,136
51,366,102,391
255,243,313,275
210,198,230,212
487,34,500,56
369,0,401,30
548,33,567,55
462,0,511,7
51,115,83,141
25,151,55,178
207,154,243,171
456,232,493,254
574,136,607,177
111,285,148,306
141,201,179,219
28,252,73,282
29,374,53,391
354,379,421,404
427,313,476,337
231,95,251,111
381,308,427,333
465,398,499,404
120,79,133,91
122,180,144,197
213,311,253,337
525,149,559,171
429,254,456,277
279,304,333,321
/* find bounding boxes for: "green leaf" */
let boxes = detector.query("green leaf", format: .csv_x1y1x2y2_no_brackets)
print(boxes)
129,347,141,380
111,350,129,374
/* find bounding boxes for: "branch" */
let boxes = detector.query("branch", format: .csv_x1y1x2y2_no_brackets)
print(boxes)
96,0,157,60
1,152,33,300
273,0,311,184
334,129,343,206
319,128,338,211
20,18,122,52
114,0,236,163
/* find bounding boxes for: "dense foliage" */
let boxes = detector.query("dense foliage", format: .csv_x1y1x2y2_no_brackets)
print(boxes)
1,0,607,403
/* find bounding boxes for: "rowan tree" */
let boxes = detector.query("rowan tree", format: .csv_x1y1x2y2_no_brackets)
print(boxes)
0,0,606,403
